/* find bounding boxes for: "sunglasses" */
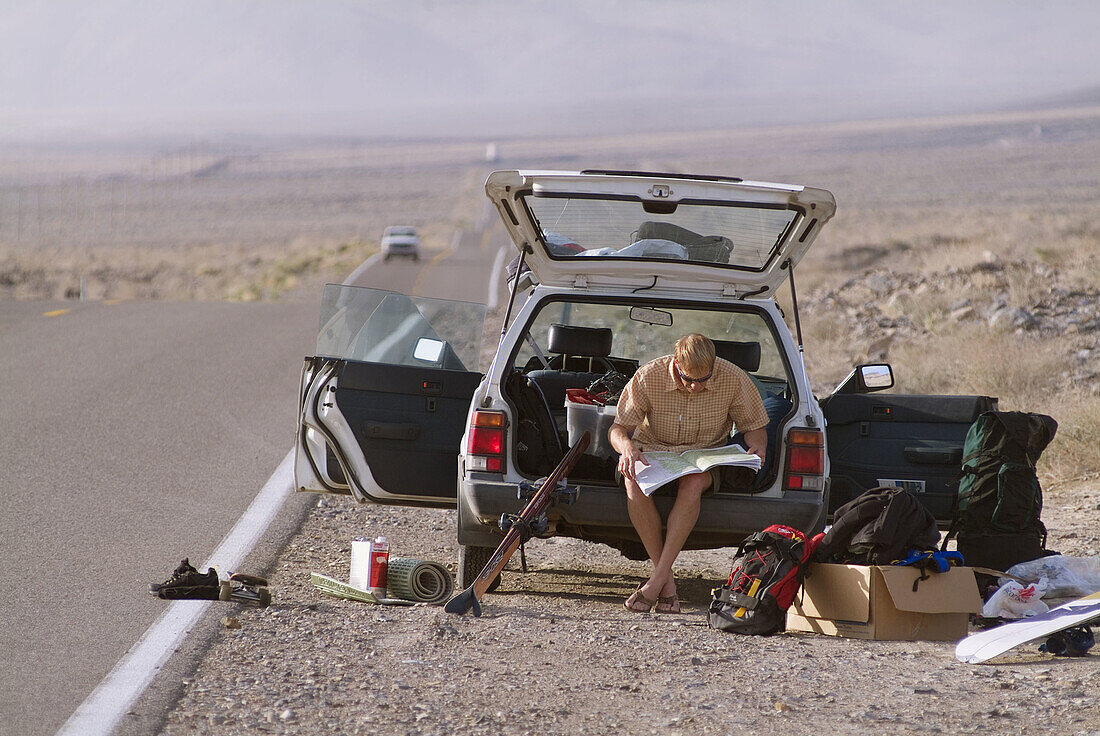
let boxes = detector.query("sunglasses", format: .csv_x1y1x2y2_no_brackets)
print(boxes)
675,363,713,384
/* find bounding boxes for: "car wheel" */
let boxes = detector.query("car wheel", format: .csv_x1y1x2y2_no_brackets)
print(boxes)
384,254,391,262
458,544,501,592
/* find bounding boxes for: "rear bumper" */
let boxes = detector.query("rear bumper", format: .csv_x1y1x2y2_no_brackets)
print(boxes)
457,473,828,549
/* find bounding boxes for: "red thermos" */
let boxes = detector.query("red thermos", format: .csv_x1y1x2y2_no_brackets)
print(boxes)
369,536,389,597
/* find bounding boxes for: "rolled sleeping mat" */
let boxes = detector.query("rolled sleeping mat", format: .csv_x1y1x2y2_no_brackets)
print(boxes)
385,557,454,605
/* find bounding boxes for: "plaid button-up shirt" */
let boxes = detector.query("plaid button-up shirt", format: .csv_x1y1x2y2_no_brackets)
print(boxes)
615,355,768,453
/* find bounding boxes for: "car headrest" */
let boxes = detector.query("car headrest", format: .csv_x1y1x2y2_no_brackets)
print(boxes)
547,324,613,357
636,221,708,245
713,339,761,372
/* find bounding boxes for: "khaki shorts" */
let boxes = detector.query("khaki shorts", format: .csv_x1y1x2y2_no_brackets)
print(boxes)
616,465,721,497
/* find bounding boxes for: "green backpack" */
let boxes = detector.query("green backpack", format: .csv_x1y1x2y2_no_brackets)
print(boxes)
943,410,1058,571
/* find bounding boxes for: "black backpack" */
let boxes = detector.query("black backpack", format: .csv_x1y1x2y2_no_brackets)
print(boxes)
942,410,1058,571
708,524,815,636
815,487,940,565
505,371,562,476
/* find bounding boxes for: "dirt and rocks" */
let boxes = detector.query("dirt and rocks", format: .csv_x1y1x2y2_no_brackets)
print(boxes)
157,480,1100,736
799,255,1100,394
154,211,1100,736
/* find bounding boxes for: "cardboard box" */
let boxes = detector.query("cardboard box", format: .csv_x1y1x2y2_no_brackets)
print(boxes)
786,563,983,641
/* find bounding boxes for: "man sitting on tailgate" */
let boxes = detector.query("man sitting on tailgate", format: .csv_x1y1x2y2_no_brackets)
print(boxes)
608,334,768,614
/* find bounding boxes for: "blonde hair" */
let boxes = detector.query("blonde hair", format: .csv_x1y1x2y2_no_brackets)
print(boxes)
674,334,715,375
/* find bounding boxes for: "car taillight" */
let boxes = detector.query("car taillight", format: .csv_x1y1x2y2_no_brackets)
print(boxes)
783,428,825,492
466,410,506,473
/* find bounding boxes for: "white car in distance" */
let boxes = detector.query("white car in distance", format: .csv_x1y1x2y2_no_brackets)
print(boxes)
380,226,421,262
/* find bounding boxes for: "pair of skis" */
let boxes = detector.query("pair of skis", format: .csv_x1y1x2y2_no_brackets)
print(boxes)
445,431,589,616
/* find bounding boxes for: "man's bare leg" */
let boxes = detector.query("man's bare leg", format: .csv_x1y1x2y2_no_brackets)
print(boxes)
627,472,710,605
624,478,665,560
624,478,665,611
650,472,708,599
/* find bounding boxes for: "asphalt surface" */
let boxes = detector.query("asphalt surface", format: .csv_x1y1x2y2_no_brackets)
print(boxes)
348,212,509,304
1,212,510,736
0,299,317,736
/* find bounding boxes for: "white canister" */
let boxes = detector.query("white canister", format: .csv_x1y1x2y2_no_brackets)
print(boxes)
349,539,373,590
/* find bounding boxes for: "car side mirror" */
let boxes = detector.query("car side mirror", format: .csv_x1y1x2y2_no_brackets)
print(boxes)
860,364,893,389
831,363,894,395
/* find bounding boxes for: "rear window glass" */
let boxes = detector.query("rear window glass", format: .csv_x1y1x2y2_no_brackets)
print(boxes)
513,298,790,394
521,194,798,270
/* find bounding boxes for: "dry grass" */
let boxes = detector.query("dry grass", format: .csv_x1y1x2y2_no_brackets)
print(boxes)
815,320,1100,486
0,238,381,302
798,307,860,390
224,238,380,302
888,326,1064,402
1040,396,1100,486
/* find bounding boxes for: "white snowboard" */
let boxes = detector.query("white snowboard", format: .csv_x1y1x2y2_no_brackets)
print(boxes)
955,590,1100,663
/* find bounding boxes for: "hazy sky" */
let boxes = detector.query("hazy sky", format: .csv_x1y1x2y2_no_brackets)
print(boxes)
2,0,1098,140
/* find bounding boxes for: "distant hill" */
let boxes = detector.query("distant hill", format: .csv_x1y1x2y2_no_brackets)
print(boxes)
1022,84,1100,110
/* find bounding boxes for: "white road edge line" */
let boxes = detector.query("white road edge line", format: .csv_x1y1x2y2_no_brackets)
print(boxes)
56,448,296,736
342,252,383,286
486,245,508,311
62,228,496,734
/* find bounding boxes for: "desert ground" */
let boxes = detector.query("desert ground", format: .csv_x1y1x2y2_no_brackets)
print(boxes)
4,106,1100,734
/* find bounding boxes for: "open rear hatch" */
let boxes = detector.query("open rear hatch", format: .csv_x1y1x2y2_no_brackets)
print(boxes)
486,169,836,299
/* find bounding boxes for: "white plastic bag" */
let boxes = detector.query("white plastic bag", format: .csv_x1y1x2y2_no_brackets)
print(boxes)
1001,555,1100,599
982,579,1050,619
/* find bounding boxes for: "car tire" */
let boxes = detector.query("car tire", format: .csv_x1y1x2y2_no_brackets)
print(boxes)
384,254,391,262
458,544,501,593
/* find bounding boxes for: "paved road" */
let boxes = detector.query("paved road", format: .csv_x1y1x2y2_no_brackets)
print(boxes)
0,214,511,736
0,299,318,736
348,205,510,306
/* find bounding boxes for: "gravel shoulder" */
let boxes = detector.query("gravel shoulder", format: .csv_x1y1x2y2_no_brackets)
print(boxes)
153,481,1100,736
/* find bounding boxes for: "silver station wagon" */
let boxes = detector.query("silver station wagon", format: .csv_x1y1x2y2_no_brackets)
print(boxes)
296,170,991,587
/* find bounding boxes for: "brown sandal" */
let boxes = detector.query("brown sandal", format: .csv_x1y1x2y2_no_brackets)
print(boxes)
624,584,656,613
655,594,680,614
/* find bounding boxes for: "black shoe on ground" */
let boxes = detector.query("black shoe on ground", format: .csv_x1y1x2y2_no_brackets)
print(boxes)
149,558,220,600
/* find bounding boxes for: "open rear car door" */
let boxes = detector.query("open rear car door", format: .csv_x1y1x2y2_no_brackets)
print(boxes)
821,365,998,522
296,284,485,506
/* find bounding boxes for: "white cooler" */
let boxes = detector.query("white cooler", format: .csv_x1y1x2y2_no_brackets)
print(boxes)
566,401,617,458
